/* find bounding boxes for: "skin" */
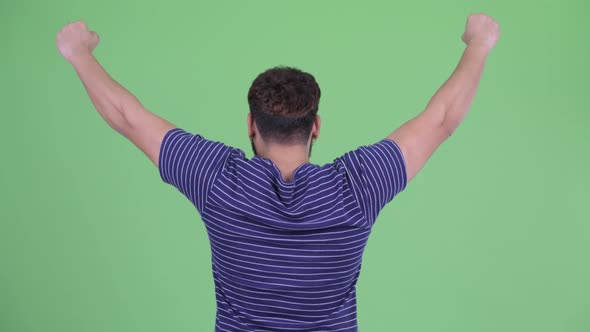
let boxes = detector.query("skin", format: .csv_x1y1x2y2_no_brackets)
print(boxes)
247,112,321,181
56,13,499,184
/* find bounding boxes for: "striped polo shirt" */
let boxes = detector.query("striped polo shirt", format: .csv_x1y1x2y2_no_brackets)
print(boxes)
159,127,407,331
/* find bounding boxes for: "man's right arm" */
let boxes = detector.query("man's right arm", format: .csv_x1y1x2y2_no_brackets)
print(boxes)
57,20,181,170
388,13,500,182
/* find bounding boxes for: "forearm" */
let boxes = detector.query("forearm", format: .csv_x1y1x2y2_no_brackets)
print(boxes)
429,45,490,135
70,55,136,131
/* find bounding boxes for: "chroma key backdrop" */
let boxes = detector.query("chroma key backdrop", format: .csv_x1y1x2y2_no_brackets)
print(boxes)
1,1,589,331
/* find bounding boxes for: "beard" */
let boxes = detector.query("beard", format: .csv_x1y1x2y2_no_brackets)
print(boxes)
251,140,314,158
250,139,258,156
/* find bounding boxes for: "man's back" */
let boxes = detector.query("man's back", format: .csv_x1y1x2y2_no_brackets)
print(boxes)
159,127,407,331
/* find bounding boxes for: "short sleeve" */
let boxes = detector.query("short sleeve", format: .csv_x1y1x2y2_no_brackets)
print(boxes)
335,138,407,225
159,127,235,212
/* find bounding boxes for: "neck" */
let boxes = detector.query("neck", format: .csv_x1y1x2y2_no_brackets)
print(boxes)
254,141,310,182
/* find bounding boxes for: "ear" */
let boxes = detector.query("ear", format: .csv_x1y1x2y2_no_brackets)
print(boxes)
247,113,255,139
311,114,321,140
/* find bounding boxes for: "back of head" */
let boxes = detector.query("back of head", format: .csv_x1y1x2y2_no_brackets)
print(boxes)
247,66,321,144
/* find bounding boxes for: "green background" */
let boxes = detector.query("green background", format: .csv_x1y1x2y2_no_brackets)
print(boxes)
1,0,589,331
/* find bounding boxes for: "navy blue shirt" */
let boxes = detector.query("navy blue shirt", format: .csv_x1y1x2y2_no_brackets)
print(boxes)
159,128,407,331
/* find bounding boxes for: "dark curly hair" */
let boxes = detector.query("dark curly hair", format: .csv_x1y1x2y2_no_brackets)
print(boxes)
247,66,321,144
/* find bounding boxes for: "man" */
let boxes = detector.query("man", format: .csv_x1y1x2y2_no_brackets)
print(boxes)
56,13,499,331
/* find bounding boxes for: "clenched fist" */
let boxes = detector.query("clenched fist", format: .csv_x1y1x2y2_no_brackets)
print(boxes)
56,20,99,63
462,14,500,51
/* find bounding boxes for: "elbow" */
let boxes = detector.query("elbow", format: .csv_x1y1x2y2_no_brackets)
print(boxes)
441,119,458,137
108,112,131,137
441,108,467,137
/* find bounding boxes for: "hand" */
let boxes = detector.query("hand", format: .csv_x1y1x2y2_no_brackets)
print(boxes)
461,13,500,51
56,20,100,64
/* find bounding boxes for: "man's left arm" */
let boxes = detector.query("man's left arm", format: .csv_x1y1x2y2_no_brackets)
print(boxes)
57,20,175,167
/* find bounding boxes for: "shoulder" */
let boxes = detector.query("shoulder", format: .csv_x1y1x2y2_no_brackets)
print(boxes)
164,127,245,157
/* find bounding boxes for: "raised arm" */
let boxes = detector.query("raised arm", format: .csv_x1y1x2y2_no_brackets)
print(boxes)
56,21,175,167
388,13,500,182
